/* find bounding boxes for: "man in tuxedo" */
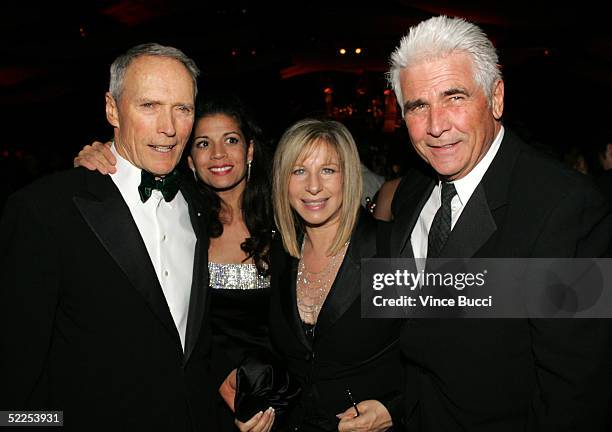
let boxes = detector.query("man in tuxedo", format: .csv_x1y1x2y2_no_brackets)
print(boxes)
387,16,612,431
0,43,214,430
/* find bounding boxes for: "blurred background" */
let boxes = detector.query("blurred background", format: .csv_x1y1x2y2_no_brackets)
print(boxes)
1,0,611,208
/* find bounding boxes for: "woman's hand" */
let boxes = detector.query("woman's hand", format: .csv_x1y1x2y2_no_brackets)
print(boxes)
219,369,238,412
235,407,275,432
336,399,392,432
219,369,275,431
73,141,116,174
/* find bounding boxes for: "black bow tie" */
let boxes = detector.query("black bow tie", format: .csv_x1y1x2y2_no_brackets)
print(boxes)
138,169,182,203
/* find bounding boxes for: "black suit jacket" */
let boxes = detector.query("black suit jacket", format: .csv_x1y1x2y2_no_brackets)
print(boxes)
390,130,612,431
0,168,214,431
269,214,404,431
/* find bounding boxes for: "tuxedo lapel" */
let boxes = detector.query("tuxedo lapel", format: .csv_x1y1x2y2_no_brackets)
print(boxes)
480,129,521,212
392,172,435,258
281,256,312,350
316,215,376,336
182,182,208,364
73,171,181,349
440,184,496,258
439,129,520,258
314,250,358,337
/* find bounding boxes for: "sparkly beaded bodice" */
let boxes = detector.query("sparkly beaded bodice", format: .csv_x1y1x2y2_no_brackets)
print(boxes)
208,261,272,366
208,262,270,291
208,261,272,431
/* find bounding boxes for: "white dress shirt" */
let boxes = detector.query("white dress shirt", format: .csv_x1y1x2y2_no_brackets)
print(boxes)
411,127,505,259
109,145,196,350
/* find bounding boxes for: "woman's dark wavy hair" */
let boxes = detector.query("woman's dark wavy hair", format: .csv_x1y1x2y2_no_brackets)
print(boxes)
191,95,273,276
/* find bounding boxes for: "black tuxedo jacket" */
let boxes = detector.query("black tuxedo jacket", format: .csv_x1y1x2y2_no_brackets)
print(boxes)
269,214,404,431
390,130,612,431
0,168,214,431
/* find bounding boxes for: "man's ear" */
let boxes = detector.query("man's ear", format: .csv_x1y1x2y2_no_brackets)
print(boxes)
491,79,504,120
105,92,119,128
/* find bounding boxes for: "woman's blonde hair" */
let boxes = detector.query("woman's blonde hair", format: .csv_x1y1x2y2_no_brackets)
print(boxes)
273,119,363,258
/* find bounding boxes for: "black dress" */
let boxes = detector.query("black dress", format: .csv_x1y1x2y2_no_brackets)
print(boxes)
268,214,405,431
209,262,273,431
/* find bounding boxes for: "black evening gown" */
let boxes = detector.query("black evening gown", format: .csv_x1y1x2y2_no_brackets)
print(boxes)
209,262,273,431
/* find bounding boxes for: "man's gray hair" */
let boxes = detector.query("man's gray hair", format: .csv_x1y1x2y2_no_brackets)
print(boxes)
388,15,502,115
109,43,200,101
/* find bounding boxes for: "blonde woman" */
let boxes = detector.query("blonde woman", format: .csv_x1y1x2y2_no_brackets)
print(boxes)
223,119,404,432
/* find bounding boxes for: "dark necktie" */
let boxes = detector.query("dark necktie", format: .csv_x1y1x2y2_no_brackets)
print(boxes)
427,182,457,258
138,169,181,203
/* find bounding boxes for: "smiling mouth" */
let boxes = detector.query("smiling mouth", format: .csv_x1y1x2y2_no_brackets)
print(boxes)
209,166,233,174
302,198,328,209
149,144,176,153
427,141,459,149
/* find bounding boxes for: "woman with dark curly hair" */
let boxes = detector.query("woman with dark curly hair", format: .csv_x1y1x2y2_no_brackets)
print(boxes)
188,95,273,355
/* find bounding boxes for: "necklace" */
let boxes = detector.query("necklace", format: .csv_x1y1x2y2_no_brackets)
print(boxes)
296,240,349,324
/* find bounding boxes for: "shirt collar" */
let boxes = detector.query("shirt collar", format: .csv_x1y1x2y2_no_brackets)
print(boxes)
109,143,145,208
444,126,504,206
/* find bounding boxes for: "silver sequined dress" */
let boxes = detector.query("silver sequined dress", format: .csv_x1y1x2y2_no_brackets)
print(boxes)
208,262,272,364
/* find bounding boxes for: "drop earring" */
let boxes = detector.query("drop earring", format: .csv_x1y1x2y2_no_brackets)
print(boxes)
247,160,252,182
192,168,198,183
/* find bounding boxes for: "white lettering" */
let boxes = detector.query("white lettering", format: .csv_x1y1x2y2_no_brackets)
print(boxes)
458,296,493,307
419,295,455,307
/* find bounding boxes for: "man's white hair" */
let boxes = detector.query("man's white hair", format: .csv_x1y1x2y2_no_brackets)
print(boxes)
387,15,501,115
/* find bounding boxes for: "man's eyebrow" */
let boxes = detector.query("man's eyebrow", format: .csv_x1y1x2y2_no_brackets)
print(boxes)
403,98,426,112
134,98,194,108
442,87,470,97
176,102,195,108
135,97,160,104
403,87,472,112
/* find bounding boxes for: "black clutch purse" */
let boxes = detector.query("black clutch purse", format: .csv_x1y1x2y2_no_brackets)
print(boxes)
234,349,302,424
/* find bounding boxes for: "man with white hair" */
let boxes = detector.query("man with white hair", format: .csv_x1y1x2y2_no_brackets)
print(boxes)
387,15,612,431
